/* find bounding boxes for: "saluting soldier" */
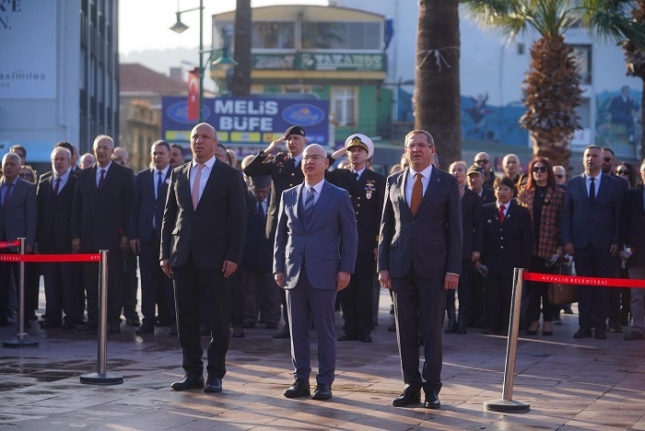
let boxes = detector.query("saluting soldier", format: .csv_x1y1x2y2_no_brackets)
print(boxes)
243,125,307,339
328,134,386,342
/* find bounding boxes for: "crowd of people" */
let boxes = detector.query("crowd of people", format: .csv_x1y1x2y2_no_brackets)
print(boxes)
0,126,643,408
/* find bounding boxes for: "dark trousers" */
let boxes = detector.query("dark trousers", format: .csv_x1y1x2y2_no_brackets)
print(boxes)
574,245,613,330
392,266,445,394
527,257,554,322
174,256,231,378
242,269,280,326
25,263,41,313
140,237,175,326
121,251,139,321
608,256,624,324
0,260,22,321
467,269,486,327
484,275,513,332
446,259,472,325
43,261,81,324
81,251,123,326
338,251,375,337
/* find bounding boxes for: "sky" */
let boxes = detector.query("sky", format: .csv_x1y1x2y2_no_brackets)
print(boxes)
119,0,327,55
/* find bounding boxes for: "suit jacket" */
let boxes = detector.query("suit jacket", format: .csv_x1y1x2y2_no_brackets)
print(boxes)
273,180,358,290
378,167,463,279
327,168,386,252
461,188,483,259
517,186,565,259
37,171,77,253
621,184,645,268
241,192,273,273
161,160,247,270
71,163,134,252
130,168,171,243
562,173,622,250
243,152,304,240
481,200,532,277
0,177,37,249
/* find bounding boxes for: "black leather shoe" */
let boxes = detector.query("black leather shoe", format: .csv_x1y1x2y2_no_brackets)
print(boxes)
39,319,61,329
204,376,222,393
359,334,372,343
574,328,592,339
392,388,421,407
126,318,140,327
76,322,98,332
312,384,332,400
272,325,290,339
135,322,155,335
595,329,607,339
170,324,178,336
62,321,76,330
232,325,245,338
337,333,358,341
284,378,310,398
171,375,204,391
108,323,121,334
424,391,441,409
609,320,622,333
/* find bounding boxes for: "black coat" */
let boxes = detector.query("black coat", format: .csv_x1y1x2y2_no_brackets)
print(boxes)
621,184,645,268
37,171,77,253
461,188,483,260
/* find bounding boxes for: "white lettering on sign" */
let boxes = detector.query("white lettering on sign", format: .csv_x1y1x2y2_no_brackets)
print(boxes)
219,116,273,132
214,100,278,115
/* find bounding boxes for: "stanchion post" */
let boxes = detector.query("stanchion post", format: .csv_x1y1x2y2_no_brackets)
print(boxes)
483,267,530,413
80,250,123,385
3,237,38,348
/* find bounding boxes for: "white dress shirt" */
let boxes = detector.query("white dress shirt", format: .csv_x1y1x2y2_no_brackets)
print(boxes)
405,165,433,207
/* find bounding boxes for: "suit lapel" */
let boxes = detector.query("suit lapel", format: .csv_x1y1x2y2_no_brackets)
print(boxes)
295,184,306,230
417,168,440,213
394,170,410,215
308,181,332,228
180,164,193,210
197,162,224,212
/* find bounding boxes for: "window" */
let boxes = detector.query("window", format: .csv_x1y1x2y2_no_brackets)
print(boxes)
332,87,356,126
252,22,295,49
572,44,592,85
301,22,381,50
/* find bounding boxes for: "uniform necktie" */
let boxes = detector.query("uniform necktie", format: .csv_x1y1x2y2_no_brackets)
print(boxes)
499,205,506,223
98,169,106,190
192,164,204,210
3,183,12,209
54,177,61,195
156,171,163,200
589,177,596,205
305,187,315,221
410,173,423,215
355,172,360,182
257,201,265,221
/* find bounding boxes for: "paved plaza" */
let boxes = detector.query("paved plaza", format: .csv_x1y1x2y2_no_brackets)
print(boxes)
1,288,645,430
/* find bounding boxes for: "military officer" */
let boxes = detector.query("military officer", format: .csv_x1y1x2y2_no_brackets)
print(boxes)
328,134,386,342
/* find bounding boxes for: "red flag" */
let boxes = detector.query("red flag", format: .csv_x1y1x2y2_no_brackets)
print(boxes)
187,68,199,121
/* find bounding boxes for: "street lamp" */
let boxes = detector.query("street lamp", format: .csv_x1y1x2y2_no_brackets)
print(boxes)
170,1,237,121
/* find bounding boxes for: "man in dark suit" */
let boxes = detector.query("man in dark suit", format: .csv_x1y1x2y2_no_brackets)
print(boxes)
129,140,175,336
0,152,37,327
37,147,81,329
161,123,247,394
378,130,462,410
71,135,134,334
328,134,385,343
274,143,357,401
563,145,623,340
244,125,307,339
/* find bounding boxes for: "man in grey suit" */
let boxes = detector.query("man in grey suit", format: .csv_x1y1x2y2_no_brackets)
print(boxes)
274,144,358,401
0,152,37,326
161,123,247,394
378,130,462,410
563,145,623,340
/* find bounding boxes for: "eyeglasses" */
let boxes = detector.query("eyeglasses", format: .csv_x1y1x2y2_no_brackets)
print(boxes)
475,159,489,165
303,154,325,162
532,166,547,173
555,174,565,179
603,157,613,163
617,170,630,176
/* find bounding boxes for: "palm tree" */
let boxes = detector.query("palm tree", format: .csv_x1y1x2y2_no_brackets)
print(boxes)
622,0,645,159
461,0,645,167
415,0,462,165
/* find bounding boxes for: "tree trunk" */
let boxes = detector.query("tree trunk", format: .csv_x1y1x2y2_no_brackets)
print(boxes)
414,0,461,165
231,0,252,96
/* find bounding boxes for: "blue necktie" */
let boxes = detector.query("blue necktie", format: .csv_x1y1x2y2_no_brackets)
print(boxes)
156,171,163,200
305,187,315,222
589,177,595,205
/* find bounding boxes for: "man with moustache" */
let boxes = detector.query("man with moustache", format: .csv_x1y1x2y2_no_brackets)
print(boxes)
161,123,246,393
169,144,186,168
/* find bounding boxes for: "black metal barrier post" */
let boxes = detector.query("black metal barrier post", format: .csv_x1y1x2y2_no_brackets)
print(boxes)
4,237,38,348
80,250,123,385
483,267,530,413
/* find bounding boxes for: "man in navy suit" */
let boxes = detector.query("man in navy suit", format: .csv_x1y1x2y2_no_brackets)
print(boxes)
161,123,247,394
274,144,358,401
378,130,462,410
563,145,623,340
37,147,80,329
130,141,175,336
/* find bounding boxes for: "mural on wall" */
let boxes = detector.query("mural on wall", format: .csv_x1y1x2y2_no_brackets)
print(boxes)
595,87,641,156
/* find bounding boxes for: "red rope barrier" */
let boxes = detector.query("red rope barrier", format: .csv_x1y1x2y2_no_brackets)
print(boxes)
0,240,20,249
0,254,101,263
523,271,645,288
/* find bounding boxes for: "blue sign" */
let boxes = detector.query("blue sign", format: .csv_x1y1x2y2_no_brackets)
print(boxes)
162,97,330,146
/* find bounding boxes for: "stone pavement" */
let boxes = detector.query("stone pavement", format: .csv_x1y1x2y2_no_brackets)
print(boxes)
1,288,645,430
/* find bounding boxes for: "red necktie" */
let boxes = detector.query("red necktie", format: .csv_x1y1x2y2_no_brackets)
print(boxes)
54,177,61,195
98,169,106,190
499,205,506,223
3,183,13,209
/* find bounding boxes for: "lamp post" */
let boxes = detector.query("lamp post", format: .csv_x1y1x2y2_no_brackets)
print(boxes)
170,1,237,122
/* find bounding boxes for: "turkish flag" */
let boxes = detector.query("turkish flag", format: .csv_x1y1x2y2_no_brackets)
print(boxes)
187,69,199,121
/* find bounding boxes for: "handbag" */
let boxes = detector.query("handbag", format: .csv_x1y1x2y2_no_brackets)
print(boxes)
548,264,577,305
